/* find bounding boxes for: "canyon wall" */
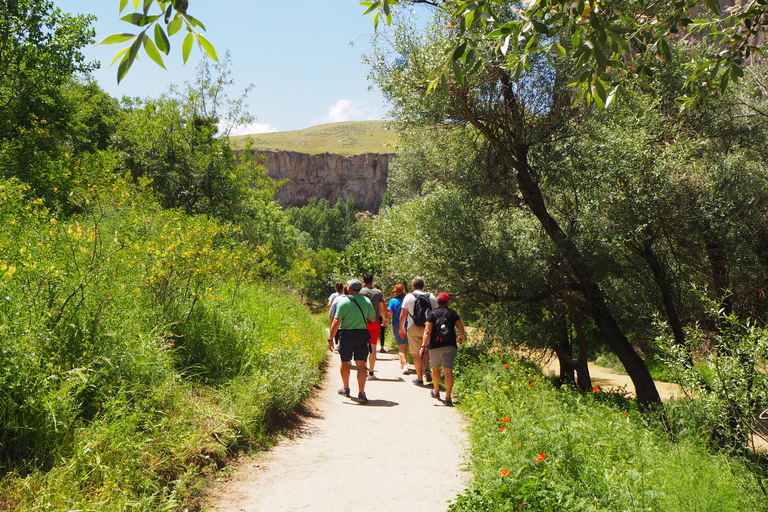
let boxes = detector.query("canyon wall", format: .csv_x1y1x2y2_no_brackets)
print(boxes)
252,150,395,213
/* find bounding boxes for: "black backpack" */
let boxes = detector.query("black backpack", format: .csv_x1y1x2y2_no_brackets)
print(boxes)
411,293,432,327
433,309,455,344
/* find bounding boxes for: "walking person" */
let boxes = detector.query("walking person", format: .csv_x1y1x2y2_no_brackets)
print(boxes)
421,292,465,406
327,284,349,351
327,281,343,308
387,283,409,374
375,285,387,353
329,279,376,403
398,277,438,386
360,273,387,379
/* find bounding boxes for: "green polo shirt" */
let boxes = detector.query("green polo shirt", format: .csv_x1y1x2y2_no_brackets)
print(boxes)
334,294,375,330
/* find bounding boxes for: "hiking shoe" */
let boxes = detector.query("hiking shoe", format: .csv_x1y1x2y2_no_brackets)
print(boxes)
367,371,377,381
412,378,424,386
338,388,350,398
425,372,432,383
445,397,453,406
379,347,387,353
431,390,441,400
356,392,368,404
402,366,410,375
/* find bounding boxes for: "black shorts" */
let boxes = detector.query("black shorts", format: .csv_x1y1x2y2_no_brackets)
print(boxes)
338,329,370,362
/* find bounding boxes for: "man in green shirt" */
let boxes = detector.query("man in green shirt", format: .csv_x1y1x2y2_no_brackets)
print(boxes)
329,279,376,403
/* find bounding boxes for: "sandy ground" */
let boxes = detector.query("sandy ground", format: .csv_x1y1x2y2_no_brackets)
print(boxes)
203,348,470,512
539,355,684,401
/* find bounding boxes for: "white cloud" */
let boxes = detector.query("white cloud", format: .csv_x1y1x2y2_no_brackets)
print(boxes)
218,119,280,136
319,99,376,124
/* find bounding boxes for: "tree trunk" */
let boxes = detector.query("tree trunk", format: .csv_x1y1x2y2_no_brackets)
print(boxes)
627,240,687,347
460,86,661,406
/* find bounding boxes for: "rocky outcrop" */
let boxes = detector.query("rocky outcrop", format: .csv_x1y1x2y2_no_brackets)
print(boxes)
252,150,394,212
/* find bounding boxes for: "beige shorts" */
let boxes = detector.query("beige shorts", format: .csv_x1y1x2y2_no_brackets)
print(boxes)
407,325,426,356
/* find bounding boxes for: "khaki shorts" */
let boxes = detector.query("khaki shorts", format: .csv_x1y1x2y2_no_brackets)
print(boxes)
429,345,457,369
407,325,425,356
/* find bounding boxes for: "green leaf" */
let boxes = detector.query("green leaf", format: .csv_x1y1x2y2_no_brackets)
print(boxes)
168,14,182,35
441,72,449,95
196,33,218,61
154,24,170,54
142,34,166,69
361,2,381,16
184,14,206,31
705,0,721,15
553,42,566,56
117,49,134,84
119,0,129,13
100,33,135,45
110,46,130,66
120,13,159,27
182,31,193,64
142,0,153,15
532,20,548,35
452,42,467,61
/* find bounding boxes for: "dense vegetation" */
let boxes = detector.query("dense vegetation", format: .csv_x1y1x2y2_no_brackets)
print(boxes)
4,0,768,509
0,3,326,510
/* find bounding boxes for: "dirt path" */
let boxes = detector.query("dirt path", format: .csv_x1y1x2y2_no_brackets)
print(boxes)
203,349,470,512
538,355,683,401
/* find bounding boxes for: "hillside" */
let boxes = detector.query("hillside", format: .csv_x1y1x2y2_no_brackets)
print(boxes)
229,120,397,156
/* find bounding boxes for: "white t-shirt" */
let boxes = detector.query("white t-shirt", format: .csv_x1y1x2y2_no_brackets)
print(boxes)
401,290,438,327
327,292,340,308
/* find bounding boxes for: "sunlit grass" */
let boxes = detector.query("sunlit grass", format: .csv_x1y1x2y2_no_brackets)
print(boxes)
229,120,397,156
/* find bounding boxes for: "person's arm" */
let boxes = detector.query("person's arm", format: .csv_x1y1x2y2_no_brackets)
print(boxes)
399,306,408,338
455,319,465,345
421,321,433,349
329,317,341,341
379,301,388,326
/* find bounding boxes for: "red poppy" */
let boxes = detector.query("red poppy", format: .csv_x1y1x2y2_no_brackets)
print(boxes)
500,468,509,477
593,385,599,393
499,427,507,432
536,452,546,461
501,417,510,423
529,382,534,386
521,506,526,510
623,413,628,417
504,364,509,369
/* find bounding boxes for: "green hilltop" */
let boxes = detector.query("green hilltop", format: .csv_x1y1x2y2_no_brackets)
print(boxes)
228,120,398,156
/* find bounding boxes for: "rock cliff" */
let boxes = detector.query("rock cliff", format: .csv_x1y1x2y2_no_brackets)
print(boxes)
252,150,394,213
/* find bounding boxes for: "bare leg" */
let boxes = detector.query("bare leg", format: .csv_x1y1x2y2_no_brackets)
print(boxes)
432,366,441,394
368,343,377,376
355,359,367,393
398,344,408,369
444,368,454,399
340,361,351,389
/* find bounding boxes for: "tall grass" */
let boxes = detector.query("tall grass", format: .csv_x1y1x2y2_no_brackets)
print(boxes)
0,171,328,511
450,348,767,512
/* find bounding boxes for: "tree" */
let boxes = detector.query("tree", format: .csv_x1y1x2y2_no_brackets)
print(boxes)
363,0,768,108
369,5,768,406
103,0,217,83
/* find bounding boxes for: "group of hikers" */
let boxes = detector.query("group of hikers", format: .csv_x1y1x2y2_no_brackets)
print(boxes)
327,274,465,405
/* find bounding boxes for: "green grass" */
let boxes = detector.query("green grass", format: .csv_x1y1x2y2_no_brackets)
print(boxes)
0,173,329,511
449,348,768,512
229,120,398,156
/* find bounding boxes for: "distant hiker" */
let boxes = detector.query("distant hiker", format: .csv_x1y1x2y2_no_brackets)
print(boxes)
375,285,387,353
329,279,376,403
387,283,409,374
327,281,344,308
360,273,387,379
327,284,349,352
399,277,438,385
421,292,464,406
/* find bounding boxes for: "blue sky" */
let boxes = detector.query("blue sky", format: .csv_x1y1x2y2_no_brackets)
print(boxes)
55,0,389,133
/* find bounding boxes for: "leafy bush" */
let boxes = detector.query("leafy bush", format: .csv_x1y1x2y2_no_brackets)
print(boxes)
450,353,767,511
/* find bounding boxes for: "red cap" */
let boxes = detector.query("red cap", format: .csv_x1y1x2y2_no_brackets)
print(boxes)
437,292,450,303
